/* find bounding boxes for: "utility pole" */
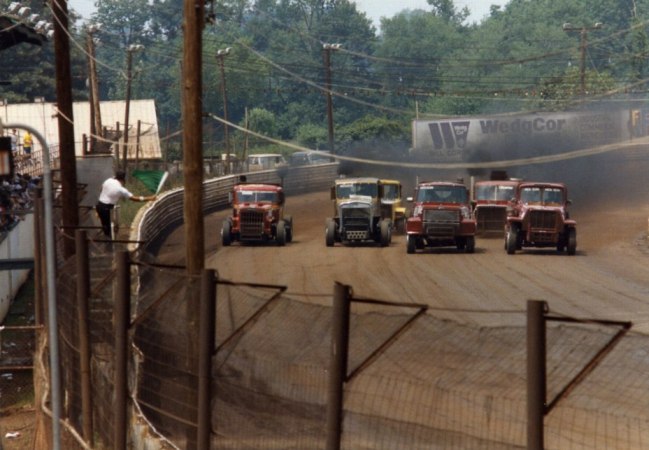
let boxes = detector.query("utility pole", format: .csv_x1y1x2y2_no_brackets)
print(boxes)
562,22,603,95
86,24,102,154
322,43,341,155
216,47,231,174
182,4,205,448
52,0,79,260
121,44,144,171
183,0,205,276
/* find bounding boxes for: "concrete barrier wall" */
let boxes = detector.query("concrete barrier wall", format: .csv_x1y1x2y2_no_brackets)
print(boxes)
131,163,338,249
0,213,35,322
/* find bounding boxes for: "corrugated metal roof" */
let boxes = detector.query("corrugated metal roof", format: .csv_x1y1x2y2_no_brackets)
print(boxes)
1,99,161,159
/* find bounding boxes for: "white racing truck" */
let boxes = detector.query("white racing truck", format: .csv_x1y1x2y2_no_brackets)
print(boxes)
325,177,392,247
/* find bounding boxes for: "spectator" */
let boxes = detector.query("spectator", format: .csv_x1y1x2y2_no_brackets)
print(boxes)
95,170,156,238
22,131,32,157
9,129,17,154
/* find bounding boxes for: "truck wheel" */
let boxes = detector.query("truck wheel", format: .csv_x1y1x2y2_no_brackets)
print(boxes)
222,220,232,246
455,237,466,250
505,228,517,254
465,236,475,253
380,219,392,247
325,218,336,247
276,220,287,246
567,228,577,255
406,235,416,254
284,215,293,243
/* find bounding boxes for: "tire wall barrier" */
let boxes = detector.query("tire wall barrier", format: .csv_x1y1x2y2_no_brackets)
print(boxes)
131,163,339,251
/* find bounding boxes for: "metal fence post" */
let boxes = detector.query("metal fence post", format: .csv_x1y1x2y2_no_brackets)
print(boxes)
33,192,43,326
114,251,130,450
75,230,94,445
326,282,351,450
197,269,216,450
527,299,547,450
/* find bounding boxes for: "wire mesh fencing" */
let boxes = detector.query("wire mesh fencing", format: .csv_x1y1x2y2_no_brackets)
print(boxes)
48,243,649,450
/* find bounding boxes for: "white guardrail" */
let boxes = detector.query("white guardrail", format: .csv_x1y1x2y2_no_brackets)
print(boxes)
131,163,339,248
125,163,339,448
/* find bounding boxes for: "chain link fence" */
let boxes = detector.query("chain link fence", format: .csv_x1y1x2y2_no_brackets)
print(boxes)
42,240,649,449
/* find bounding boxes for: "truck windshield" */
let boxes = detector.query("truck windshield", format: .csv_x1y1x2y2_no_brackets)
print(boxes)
417,186,466,203
336,183,378,199
520,187,541,204
237,191,278,202
382,184,400,200
475,184,515,201
542,188,564,205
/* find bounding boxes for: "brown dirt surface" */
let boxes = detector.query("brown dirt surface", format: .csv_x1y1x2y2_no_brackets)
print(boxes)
0,407,36,450
196,146,649,334
6,143,649,449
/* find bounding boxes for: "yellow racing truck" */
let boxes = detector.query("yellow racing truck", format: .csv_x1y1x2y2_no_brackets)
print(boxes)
379,179,406,234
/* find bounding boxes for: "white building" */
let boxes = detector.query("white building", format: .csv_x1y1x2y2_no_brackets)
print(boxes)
1,99,162,160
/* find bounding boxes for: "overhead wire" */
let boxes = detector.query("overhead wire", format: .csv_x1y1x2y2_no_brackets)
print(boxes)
21,2,649,148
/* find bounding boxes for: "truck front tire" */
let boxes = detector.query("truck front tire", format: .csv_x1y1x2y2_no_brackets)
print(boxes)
506,228,517,254
380,219,392,247
284,215,293,243
465,236,475,253
276,220,287,246
325,218,336,247
222,220,232,246
406,235,416,254
567,228,576,255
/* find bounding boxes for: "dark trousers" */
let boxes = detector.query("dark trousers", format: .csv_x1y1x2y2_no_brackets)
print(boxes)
95,202,114,237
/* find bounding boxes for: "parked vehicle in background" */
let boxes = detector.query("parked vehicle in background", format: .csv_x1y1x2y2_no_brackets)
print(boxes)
221,182,293,246
379,179,406,233
504,181,576,255
406,181,476,253
325,177,392,247
289,151,331,166
246,153,287,172
472,178,521,234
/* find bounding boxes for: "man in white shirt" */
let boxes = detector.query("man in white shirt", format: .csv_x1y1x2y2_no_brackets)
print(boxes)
96,170,156,238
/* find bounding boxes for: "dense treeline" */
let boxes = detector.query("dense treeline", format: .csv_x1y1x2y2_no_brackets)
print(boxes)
1,0,648,159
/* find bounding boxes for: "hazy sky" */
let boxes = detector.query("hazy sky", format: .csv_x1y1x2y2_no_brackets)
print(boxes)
354,0,501,28
68,0,502,28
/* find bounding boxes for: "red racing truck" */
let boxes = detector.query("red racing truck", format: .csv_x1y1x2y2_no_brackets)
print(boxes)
472,178,521,234
221,182,293,246
406,181,476,254
504,181,576,255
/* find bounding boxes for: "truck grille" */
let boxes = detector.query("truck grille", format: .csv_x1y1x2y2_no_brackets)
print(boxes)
240,210,264,238
528,210,559,230
476,206,506,232
341,208,371,240
528,210,559,243
423,209,459,236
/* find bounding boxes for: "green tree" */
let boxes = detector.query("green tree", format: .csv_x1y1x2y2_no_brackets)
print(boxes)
427,0,469,24
295,123,327,148
375,10,465,112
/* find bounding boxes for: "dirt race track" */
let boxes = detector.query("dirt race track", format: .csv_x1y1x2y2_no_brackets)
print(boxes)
156,145,649,334
148,144,649,448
